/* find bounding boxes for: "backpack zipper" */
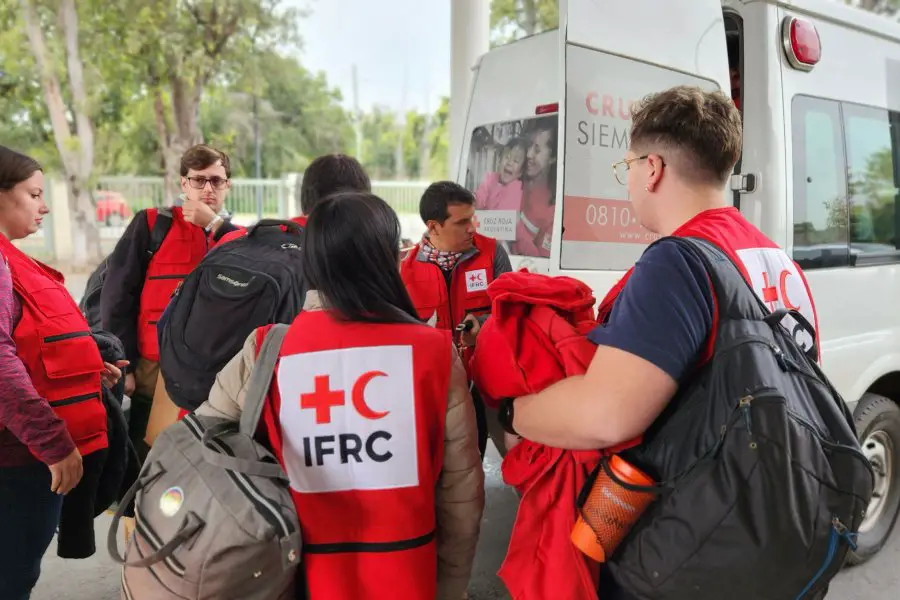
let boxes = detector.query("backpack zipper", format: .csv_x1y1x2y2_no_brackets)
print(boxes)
793,516,857,600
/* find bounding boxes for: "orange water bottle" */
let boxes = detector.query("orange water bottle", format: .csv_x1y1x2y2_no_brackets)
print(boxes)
571,455,657,562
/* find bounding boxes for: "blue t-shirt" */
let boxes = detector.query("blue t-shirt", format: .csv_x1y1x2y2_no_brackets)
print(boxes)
587,239,715,382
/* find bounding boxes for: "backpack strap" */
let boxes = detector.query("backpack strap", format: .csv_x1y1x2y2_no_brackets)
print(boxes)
666,236,819,363
144,206,173,266
240,323,290,437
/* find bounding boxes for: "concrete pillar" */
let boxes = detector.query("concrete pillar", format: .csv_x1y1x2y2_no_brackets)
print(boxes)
448,0,490,179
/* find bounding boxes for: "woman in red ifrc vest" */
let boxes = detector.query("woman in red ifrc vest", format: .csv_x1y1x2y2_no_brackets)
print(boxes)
197,191,485,600
0,146,125,598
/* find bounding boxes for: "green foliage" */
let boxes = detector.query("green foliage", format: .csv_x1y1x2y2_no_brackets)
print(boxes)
490,0,558,46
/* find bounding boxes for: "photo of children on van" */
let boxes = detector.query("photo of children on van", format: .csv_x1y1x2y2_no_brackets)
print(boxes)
465,114,559,257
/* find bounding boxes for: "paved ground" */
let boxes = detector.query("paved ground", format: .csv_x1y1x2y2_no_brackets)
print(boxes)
26,272,900,599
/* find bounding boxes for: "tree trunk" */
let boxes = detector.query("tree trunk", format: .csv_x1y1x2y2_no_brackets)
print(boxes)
160,72,205,205
521,0,538,36
21,0,101,266
60,0,101,264
152,88,179,205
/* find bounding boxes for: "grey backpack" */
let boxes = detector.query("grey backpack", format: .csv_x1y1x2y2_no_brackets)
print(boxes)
108,325,301,600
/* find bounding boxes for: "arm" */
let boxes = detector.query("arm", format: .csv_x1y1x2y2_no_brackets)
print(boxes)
0,259,76,464
100,210,152,371
493,243,513,277
512,241,714,449
436,350,485,600
195,331,259,421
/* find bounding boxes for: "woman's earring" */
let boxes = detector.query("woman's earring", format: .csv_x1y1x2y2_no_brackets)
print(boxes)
645,185,651,192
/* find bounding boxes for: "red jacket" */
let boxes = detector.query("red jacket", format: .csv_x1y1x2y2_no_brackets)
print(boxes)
597,207,820,361
400,233,496,332
257,310,452,600
472,271,639,600
0,234,107,456
137,207,208,361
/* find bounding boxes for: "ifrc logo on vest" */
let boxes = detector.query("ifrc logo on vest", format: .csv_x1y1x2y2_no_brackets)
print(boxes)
736,247,817,358
277,345,418,493
466,268,488,293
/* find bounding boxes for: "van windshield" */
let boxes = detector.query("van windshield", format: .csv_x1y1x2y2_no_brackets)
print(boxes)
464,113,560,258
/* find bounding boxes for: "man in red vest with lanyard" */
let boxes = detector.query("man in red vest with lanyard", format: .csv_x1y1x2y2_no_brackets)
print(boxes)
400,181,512,457
494,86,822,599
101,145,235,406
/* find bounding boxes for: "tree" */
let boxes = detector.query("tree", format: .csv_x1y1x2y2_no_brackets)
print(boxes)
103,0,301,201
19,0,101,264
490,0,558,46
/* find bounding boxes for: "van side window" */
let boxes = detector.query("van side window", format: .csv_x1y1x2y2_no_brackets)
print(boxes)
792,95,900,269
791,96,849,269
843,104,900,263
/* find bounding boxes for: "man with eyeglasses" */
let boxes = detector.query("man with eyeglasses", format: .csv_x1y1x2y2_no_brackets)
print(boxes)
100,144,236,411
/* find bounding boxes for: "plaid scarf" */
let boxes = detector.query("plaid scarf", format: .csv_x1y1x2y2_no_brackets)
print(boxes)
420,237,464,272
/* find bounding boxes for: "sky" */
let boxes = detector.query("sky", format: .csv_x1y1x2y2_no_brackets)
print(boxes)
294,0,453,114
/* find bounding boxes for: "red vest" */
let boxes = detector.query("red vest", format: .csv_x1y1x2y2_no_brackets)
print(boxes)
214,215,305,248
138,207,208,361
257,311,451,600
400,233,496,331
0,235,107,455
597,207,820,363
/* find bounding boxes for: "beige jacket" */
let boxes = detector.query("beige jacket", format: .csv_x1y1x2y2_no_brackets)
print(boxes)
195,292,485,600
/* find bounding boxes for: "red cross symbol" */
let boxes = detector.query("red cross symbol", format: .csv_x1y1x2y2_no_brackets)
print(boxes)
300,375,345,424
760,272,779,310
469,272,484,284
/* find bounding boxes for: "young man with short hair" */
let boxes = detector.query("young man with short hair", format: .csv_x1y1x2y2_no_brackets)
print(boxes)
401,181,513,456
101,144,235,400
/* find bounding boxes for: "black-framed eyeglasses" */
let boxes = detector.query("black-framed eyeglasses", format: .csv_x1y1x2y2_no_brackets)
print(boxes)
612,155,666,185
186,176,229,190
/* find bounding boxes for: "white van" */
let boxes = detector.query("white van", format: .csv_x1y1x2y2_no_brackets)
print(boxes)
457,0,900,564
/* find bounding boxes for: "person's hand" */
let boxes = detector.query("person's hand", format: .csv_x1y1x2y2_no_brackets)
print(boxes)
49,449,83,495
182,197,217,229
101,360,129,389
460,314,482,348
124,372,136,396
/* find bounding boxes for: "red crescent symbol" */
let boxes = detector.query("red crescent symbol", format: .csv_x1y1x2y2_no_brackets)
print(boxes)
779,270,801,311
352,371,390,420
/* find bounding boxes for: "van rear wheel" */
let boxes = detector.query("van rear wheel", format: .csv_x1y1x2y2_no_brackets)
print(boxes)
847,393,900,565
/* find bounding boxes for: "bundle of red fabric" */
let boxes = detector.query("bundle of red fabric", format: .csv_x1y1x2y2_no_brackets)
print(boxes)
470,270,604,600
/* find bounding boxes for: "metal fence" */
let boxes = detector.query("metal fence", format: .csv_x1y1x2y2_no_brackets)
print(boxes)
97,175,428,220
20,176,431,262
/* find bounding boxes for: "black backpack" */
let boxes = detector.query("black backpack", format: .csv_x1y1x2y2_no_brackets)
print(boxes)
605,237,874,600
79,207,173,329
158,219,307,411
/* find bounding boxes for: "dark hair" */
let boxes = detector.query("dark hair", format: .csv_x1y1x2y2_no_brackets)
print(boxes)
299,154,371,215
419,180,475,224
629,85,742,186
523,117,559,204
0,146,42,191
180,144,231,178
303,191,419,324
